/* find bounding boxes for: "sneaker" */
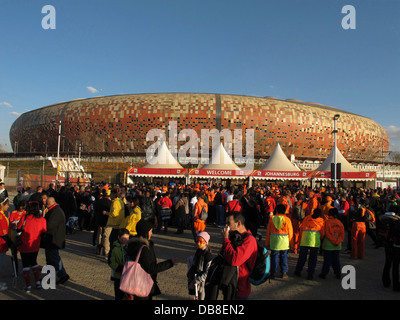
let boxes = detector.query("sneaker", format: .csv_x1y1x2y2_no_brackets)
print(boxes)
24,286,32,293
0,282,7,291
35,281,42,289
281,272,289,279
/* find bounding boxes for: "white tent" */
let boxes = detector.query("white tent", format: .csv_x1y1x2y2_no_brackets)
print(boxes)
0,164,5,182
144,141,183,169
260,143,301,171
316,146,359,173
200,142,240,171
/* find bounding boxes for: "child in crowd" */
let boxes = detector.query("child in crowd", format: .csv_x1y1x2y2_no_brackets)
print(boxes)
187,231,212,300
108,228,130,300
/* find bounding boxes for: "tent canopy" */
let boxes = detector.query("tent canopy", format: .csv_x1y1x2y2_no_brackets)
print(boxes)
199,142,240,171
144,141,183,169
316,147,359,172
260,143,300,171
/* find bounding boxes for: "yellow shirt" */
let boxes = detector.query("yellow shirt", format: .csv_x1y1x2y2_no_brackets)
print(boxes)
106,198,125,228
120,206,141,236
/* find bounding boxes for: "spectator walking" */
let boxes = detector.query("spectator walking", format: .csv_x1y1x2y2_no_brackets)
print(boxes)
319,208,345,279
126,219,177,300
0,197,10,291
187,231,212,300
294,208,325,280
18,202,47,292
104,190,125,256
41,197,70,285
108,228,130,300
265,204,293,279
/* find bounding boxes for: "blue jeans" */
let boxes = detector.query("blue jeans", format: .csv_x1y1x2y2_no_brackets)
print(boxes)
216,205,225,226
295,246,319,275
45,249,67,279
270,250,288,274
321,250,341,276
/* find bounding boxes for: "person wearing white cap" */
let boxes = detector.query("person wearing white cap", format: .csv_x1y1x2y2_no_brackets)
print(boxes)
187,231,212,300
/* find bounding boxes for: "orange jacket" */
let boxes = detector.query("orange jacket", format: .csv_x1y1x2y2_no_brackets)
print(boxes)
276,196,290,215
361,208,375,223
194,198,208,232
323,217,345,248
265,214,293,250
320,203,334,220
306,196,319,216
299,215,325,247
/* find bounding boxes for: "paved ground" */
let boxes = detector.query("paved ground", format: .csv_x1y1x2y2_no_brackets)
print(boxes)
0,219,399,301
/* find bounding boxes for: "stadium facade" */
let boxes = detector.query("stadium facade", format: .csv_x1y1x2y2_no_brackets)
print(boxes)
9,93,389,162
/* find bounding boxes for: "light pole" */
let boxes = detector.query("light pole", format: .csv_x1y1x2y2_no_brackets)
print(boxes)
333,114,340,190
56,119,62,184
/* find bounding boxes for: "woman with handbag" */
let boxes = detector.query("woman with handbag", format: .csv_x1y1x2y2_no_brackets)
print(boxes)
124,219,177,300
17,201,47,292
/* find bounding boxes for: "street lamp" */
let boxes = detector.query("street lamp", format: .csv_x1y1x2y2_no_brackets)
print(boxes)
54,120,62,185
333,114,340,190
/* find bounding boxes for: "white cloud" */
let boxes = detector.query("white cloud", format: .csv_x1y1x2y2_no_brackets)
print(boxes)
385,125,400,141
0,101,13,108
9,111,21,117
86,86,99,94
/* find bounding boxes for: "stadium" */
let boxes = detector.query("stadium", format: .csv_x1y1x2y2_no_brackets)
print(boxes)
9,93,389,163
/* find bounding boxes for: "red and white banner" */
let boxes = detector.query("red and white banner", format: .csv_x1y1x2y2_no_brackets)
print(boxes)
252,170,311,179
127,167,377,180
127,167,188,177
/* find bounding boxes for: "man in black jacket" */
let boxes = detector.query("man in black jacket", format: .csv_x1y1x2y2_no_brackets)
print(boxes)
42,197,70,285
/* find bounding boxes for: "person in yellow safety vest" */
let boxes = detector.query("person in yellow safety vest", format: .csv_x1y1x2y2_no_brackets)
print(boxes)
319,207,345,279
120,196,142,237
294,208,325,280
265,204,293,279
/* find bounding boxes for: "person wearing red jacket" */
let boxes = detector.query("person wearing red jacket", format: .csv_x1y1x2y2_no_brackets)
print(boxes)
338,194,351,252
156,193,172,233
18,202,47,292
264,192,276,226
221,212,258,300
0,198,10,291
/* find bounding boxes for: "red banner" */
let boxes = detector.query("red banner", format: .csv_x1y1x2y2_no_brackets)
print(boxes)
127,167,187,176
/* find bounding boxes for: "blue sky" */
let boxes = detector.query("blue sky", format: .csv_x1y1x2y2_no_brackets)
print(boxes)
1,0,400,153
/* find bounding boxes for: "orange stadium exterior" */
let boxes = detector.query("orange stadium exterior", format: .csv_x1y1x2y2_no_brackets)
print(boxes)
9,93,389,162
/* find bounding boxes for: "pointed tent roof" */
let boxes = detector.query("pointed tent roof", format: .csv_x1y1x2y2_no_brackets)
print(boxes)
316,146,359,172
200,142,240,170
260,143,300,171
144,141,183,169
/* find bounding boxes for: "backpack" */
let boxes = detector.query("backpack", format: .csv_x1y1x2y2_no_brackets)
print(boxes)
294,203,306,221
244,234,271,286
199,206,208,221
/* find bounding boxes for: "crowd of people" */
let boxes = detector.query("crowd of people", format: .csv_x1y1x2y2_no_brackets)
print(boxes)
1,179,400,299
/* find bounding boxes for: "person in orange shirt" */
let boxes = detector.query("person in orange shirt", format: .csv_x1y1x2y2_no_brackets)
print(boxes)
305,191,319,216
276,190,290,215
193,196,208,234
291,193,307,254
320,196,334,220
350,204,369,259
